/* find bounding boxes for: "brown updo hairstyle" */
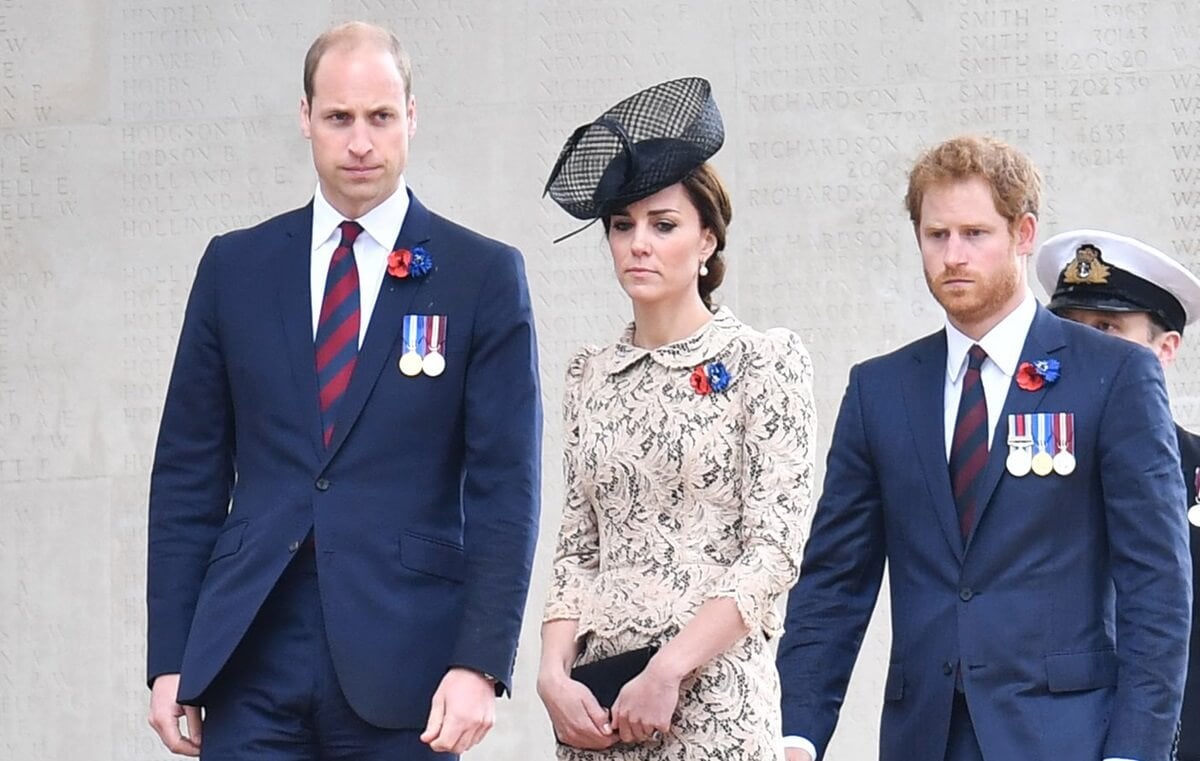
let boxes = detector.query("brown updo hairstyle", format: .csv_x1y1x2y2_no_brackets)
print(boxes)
684,163,732,311
602,162,733,312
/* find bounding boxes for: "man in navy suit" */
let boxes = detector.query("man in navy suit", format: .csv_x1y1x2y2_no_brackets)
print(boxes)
146,21,541,759
777,136,1190,761
1036,229,1200,760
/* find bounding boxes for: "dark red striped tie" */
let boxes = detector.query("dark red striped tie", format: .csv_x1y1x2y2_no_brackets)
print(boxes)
950,345,989,540
315,221,363,448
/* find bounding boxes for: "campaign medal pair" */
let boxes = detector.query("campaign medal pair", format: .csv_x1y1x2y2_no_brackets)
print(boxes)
398,314,447,377
1006,412,1075,477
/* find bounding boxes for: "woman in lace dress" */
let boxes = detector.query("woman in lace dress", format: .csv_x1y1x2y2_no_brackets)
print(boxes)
537,78,816,760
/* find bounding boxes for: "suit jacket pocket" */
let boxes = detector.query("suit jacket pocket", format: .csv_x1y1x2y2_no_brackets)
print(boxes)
208,520,247,564
399,532,466,583
1044,648,1118,692
884,663,904,701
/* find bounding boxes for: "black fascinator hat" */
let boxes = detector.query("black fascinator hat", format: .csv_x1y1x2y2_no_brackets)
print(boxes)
543,77,724,223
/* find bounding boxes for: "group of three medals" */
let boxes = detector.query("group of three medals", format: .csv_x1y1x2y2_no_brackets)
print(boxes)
1006,412,1075,477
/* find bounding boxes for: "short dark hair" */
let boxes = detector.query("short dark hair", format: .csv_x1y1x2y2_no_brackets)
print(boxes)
1147,314,1170,340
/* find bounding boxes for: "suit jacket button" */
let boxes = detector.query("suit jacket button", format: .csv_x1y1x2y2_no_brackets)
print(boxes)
288,540,300,552
943,661,954,675
959,587,974,601
315,477,331,491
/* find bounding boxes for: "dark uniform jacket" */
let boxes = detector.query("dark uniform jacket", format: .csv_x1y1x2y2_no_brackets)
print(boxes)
1179,425,1200,760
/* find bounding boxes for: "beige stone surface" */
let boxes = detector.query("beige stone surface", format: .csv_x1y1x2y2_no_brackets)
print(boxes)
2,1,1198,758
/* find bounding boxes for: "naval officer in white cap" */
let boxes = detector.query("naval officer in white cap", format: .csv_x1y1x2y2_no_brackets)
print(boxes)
1037,228,1200,760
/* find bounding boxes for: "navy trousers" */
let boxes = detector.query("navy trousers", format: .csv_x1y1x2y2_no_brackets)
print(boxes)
199,547,454,760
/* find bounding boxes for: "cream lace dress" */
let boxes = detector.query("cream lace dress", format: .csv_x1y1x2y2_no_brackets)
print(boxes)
544,308,816,760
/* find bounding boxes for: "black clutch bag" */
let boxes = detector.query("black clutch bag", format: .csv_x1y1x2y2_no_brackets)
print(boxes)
569,646,659,709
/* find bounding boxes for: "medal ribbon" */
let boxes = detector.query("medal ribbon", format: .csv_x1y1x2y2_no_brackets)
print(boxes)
404,314,420,355
1034,413,1054,458
1055,412,1074,454
428,315,445,354
1007,413,1029,442
419,315,433,357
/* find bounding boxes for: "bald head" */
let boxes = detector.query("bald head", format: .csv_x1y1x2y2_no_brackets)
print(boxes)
303,21,412,103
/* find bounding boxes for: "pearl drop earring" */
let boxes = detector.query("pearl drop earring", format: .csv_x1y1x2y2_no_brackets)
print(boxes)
699,262,709,277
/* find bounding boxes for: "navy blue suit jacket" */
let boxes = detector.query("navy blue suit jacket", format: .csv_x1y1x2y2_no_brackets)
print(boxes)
147,192,542,729
777,306,1190,761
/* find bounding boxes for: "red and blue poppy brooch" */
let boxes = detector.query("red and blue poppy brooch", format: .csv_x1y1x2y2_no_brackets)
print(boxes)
690,361,731,395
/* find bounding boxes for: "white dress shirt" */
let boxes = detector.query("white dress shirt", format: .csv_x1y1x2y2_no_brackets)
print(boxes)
942,288,1037,461
310,179,410,347
784,290,1139,761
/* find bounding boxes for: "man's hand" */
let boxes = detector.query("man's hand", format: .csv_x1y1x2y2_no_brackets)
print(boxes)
148,673,202,757
785,749,814,761
420,668,497,754
536,672,617,750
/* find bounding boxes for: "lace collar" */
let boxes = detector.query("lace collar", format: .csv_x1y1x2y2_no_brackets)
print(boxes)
600,306,741,375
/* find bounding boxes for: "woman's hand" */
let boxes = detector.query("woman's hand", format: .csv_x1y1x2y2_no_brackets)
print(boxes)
537,671,617,750
610,659,683,744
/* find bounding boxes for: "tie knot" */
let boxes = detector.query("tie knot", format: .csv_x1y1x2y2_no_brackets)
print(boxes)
338,220,363,246
967,344,988,370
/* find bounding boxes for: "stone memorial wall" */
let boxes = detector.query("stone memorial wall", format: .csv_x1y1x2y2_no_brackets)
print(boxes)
2,1,1198,758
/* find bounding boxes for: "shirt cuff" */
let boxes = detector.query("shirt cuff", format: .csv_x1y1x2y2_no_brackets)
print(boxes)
782,736,819,760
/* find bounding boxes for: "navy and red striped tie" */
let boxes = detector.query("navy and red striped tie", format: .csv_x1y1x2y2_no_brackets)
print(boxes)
950,345,989,540
315,221,363,448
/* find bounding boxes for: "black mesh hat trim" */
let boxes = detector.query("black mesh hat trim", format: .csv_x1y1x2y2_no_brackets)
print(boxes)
543,77,724,221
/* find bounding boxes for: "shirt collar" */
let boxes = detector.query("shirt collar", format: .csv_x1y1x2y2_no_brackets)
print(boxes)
601,306,741,375
945,288,1037,383
311,178,410,251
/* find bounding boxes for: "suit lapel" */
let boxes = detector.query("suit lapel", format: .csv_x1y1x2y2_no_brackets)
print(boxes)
276,203,325,458
323,192,433,458
965,306,1066,550
902,331,965,563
